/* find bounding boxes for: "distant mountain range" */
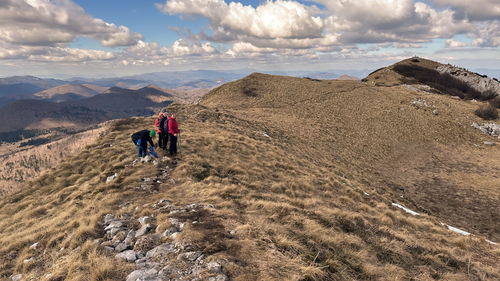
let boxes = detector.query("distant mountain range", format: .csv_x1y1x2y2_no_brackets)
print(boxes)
0,85,176,133
0,69,371,107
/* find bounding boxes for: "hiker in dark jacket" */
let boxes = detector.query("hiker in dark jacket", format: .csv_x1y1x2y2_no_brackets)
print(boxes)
166,113,180,156
131,129,155,157
155,112,168,151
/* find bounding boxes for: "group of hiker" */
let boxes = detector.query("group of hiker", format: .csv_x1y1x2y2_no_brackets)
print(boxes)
131,112,180,158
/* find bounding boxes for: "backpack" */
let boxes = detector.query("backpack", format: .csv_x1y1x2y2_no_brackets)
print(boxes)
163,118,170,133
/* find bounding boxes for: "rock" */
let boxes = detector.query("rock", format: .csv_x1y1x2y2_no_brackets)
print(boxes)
11,274,22,281
103,246,114,252
115,242,129,252
484,141,496,146
411,98,432,108
123,230,136,246
109,227,123,237
437,64,500,98
158,265,177,277
126,269,159,281
135,224,154,238
106,173,118,183
104,214,115,224
472,122,500,137
105,221,123,231
146,243,176,259
179,251,202,262
115,250,137,262
208,274,229,281
29,242,39,250
133,235,160,253
140,156,152,163
138,216,155,227
162,226,179,237
432,109,439,115
112,231,127,242
206,261,222,273
23,258,34,264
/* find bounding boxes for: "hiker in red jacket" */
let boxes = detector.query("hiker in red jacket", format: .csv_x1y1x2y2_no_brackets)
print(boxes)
155,112,167,151
167,113,180,156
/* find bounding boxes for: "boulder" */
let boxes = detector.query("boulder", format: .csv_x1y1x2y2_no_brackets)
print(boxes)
11,274,22,281
126,269,159,281
178,251,202,262
115,250,137,262
206,261,222,273
104,214,115,224
146,243,176,259
135,224,154,238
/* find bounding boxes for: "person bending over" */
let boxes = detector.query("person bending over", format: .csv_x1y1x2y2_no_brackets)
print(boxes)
131,129,155,157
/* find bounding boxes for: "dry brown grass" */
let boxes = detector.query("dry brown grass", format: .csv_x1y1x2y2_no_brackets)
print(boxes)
475,103,499,120
1,74,499,281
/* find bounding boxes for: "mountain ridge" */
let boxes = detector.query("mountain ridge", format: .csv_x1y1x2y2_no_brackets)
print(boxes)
0,57,499,281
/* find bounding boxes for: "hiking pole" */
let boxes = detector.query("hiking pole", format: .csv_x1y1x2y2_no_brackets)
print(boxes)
178,132,182,155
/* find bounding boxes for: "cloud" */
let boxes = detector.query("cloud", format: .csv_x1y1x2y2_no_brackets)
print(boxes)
0,0,142,47
472,22,500,47
158,0,479,49
431,0,500,21
0,42,114,62
445,39,468,48
157,0,324,39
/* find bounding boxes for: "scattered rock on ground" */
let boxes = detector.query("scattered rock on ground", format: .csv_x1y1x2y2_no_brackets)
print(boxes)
472,122,500,138
101,201,229,281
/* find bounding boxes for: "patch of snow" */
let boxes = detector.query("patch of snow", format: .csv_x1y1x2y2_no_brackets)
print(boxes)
363,192,370,196
391,203,420,216
485,239,497,245
263,132,270,138
440,223,471,236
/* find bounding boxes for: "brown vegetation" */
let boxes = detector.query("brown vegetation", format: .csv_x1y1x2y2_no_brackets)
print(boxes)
475,103,499,120
1,73,499,281
488,95,500,108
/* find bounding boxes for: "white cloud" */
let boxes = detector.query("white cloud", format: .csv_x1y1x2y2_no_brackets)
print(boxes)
0,0,142,47
0,42,114,62
445,39,468,48
472,22,500,47
432,0,500,20
157,0,324,39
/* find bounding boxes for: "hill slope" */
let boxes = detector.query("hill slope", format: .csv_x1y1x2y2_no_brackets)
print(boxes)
0,67,499,281
33,84,100,102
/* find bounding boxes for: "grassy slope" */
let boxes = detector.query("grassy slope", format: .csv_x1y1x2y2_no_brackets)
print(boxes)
1,74,499,281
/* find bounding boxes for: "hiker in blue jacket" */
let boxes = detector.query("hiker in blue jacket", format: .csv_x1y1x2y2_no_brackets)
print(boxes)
131,129,155,157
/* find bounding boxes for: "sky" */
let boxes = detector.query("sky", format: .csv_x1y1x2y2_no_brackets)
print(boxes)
0,0,499,77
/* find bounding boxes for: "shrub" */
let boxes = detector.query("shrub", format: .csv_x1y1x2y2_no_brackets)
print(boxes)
488,95,500,108
475,104,499,120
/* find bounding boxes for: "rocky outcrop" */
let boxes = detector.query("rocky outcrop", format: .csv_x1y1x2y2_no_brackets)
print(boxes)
98,201,229,281
472,122,500,138
437,65,500,99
